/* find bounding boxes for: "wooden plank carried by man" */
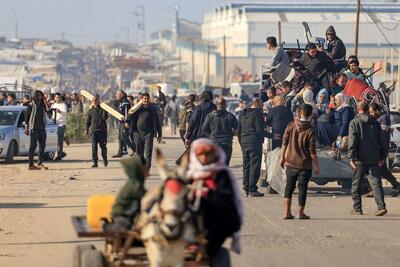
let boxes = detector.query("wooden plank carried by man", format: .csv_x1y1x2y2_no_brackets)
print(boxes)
80,89,124,121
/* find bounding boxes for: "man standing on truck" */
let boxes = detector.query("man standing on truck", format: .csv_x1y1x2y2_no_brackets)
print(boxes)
265,36,290,69
321,26,347,72
25,90,49,170
300,43,335,90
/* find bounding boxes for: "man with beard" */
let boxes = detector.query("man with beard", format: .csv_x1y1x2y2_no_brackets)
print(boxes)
131,93,162,170
25,90,50,170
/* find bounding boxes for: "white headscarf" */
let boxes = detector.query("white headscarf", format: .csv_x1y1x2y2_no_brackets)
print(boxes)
335,92,350,111
187,138,243,254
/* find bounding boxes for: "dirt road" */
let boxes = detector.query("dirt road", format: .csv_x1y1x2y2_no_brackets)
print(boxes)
0,135,400,267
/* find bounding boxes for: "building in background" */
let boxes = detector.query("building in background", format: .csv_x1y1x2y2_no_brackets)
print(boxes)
202,2,400,80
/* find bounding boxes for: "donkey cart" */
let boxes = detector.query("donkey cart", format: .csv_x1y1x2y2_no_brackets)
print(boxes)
71,216,210,267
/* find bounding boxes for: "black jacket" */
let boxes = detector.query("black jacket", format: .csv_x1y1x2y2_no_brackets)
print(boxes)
266,105,293,140
325,26,347,64
202,110,238,145
131,104,162,138
237,108,265,144
348,114,385,165
300,51,335,81
86,106,108,132
119,98,131,123
186,101,216,141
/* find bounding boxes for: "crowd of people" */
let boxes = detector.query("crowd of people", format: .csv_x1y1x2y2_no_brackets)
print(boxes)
1,24,398,222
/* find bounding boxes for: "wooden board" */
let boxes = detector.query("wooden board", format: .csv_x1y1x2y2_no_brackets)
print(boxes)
128,100,143,115
80,90,124,121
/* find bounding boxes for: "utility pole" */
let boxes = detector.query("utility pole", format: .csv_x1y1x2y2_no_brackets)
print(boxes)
192,40,195,89
278,21,282,45
223,35,227,89
134,6,146,43
355,0,361,56
207,44,210,86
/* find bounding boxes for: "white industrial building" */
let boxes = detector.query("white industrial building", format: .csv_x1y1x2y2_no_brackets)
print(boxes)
202,2,400,78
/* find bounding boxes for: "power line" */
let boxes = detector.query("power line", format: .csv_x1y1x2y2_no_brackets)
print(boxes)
361,0,399,54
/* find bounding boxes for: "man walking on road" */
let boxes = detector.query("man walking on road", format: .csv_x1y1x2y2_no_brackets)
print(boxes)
25,90,49,170
280,104,319,220
70,93,83,115
156,85,167,126
85,95,109,168
131,93,162,170
52,93,68,161
202,97,238,165
113,90,135,158
369,103,400,197
175,94,196,165
238,98,265,197
166,95,180,135
348,101,387,216
178,94,196,143
185,91,216,146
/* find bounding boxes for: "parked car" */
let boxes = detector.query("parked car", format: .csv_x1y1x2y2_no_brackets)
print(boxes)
0,106,58,163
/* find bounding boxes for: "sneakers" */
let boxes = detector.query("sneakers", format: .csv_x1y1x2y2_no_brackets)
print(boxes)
28,165,40,171
103,159,108,167
374,208,387,216
350,210,363,215
244,191,249,197
37,164,48,170
249,191,264,197
54,152,67,161
91,163,98,168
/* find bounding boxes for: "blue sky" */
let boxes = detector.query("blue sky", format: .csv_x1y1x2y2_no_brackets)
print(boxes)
0,0,388,46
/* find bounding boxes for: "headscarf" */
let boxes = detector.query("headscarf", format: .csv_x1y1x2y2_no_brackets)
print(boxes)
303,89,315,105
316,88,329,112
335,92,350,111
187,138,243,254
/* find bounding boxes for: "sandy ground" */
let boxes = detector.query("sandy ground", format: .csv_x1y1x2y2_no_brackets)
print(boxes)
0,132,400,267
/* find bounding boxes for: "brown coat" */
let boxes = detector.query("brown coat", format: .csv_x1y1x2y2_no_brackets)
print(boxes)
282,120,316,170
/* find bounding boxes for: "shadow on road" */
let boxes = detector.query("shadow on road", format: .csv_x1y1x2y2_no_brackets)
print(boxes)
0,239,102,246
0,203,86,209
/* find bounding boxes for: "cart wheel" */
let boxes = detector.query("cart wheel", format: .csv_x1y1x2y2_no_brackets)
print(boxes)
81,249,107,267
73,244,95,267
211,248,231,267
